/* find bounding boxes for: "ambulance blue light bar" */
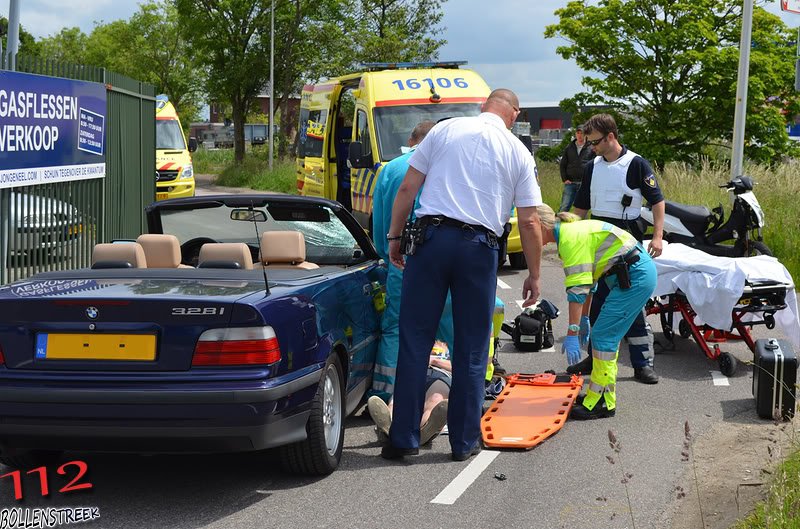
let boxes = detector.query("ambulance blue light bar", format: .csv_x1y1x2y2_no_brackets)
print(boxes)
360,61,467,71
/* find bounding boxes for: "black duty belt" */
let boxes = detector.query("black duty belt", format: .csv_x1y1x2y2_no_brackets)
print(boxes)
425,215,494,236
602,247,640,278
621,247,641,265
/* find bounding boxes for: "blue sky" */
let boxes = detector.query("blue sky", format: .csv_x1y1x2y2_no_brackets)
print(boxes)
4,0,798,106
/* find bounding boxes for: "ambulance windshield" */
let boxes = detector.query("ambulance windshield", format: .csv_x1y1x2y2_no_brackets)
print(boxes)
157,120,187,150
374,103,482,161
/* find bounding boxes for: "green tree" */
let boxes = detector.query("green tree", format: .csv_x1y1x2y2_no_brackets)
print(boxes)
351,0,446,65
176,0,273,163
545,0,799,165
1,16,42,58
34,27,87,63
267,0,447,156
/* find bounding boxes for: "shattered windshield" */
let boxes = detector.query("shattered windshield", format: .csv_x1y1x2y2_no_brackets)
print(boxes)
159,202,364,265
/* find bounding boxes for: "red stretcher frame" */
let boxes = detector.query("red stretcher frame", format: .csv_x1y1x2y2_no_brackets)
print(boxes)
646,281,789,376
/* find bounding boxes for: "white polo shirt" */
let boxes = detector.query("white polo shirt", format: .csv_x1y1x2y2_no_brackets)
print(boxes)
408,112,542,236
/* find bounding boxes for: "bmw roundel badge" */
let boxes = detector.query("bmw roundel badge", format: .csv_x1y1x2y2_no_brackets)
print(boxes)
86,306,99,320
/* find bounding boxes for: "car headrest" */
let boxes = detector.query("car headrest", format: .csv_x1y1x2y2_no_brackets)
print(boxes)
197,243,253,270
136,234,183,268
260,231,307,264
91,243,147,269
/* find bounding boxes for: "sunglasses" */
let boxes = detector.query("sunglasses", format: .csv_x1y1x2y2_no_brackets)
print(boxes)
586,134,607,146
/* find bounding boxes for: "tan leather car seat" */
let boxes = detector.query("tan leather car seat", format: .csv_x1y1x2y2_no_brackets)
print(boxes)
259,231,319,270
197,243,254,270
91,242,147,269
136,234,192,268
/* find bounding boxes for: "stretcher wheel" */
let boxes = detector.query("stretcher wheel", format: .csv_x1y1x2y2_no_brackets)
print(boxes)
678,319,692,339
662,325,674,342
765,313,776,330
718,352,737,377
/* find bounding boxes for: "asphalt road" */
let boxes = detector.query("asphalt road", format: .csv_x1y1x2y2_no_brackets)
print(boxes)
0,180,795,528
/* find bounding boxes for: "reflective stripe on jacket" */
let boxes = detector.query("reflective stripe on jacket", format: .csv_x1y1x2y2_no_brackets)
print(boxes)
557,220,638,290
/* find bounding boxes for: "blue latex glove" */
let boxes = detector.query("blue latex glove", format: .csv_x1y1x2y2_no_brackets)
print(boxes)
562,335,581,366
579,316,591,347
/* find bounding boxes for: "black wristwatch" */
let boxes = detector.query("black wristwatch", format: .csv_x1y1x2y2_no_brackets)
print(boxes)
386,234,401,241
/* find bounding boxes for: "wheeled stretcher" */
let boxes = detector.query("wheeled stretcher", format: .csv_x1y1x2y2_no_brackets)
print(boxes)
646,279,791,376
644,241,799,375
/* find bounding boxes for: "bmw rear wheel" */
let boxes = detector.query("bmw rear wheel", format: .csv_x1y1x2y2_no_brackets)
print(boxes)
280,355,344,475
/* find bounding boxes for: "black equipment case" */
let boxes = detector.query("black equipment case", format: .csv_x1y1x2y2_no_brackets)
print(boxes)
752,338,797,421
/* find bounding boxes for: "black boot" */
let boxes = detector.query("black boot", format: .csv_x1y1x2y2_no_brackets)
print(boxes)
570,399,615,420
566,355,593,375
633,366,659,384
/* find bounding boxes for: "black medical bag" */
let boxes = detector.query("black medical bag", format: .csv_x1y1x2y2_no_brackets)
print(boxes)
752,338,797,421
501,300,558,352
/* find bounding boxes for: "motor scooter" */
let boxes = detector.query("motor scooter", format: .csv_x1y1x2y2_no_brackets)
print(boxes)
637,176,772,257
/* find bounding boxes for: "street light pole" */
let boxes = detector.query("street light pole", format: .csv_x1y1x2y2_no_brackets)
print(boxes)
268,0,274,171
731,0,754,179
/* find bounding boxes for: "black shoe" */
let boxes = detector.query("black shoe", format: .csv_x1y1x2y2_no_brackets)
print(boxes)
566,355,592,375
451,443,482,462
570,400,616,420
381,444,419,460
492,354,507,376
633,366,659,384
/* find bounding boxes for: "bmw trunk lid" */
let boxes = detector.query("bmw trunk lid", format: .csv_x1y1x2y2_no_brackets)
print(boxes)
0,276,266,371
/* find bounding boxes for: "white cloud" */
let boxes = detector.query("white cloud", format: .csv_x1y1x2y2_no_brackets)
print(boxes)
10,0,137,38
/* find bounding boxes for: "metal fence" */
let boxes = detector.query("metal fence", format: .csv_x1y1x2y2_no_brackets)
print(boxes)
0,54,156,285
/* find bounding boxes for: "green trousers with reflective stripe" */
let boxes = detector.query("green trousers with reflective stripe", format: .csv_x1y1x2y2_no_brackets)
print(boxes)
582,351,618,411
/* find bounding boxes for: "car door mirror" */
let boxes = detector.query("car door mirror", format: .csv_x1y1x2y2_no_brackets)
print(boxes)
188,137,198,153
348,141,372,169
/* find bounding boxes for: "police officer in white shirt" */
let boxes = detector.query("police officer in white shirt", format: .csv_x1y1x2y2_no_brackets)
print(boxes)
381,89,543,462
570,113,665,385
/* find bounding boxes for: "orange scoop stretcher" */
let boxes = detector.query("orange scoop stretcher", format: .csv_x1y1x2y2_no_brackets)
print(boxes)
481,373,584,450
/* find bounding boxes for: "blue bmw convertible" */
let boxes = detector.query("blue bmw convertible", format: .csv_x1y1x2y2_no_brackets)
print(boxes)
0,195,386,475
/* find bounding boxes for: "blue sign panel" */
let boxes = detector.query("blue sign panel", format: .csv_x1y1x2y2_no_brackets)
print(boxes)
0,70,106,189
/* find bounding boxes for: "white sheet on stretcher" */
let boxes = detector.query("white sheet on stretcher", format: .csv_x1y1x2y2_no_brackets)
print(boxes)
650,241,800,348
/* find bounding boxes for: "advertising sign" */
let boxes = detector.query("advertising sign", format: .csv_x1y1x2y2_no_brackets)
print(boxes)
0,71,106,189
782,0,800,14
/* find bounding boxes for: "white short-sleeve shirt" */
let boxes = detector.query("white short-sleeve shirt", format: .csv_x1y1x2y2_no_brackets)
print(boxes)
408,112,542,236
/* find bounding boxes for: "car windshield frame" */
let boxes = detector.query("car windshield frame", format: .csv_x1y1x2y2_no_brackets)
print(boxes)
149,197,377,266
373,103,483,161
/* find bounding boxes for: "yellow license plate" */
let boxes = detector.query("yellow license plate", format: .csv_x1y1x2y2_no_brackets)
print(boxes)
157,192,169,200
35,333,157,361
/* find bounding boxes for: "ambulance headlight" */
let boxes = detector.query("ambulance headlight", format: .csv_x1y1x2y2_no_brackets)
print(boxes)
180,164,194,180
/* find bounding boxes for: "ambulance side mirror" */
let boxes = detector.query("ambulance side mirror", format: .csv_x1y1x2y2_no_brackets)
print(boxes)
348,141,372,169
188,137,198,153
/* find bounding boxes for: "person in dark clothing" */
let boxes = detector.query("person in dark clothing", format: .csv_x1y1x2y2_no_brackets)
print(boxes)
558,125,594,212
568,113,665,385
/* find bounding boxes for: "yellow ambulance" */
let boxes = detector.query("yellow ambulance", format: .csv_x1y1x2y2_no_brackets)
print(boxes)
155,94,197,200
296,62,490,229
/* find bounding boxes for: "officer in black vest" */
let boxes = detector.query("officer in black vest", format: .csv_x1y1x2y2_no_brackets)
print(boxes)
570,113,665,384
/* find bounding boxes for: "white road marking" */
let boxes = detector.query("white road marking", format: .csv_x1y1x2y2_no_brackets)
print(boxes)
430,450,499,505
710,371,730,386
496,278,511,290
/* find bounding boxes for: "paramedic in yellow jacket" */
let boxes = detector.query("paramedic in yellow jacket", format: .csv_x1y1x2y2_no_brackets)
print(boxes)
538,204,657,420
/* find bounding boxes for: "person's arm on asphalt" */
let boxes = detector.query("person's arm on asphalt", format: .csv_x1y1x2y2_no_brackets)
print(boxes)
648,200,665,257
387,166,426,269
517,205,542,307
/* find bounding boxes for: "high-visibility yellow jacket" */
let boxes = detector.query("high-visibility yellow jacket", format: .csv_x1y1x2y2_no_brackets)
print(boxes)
556,220,638,300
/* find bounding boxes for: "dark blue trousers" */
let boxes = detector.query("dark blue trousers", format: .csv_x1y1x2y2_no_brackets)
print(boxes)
389,224,497,455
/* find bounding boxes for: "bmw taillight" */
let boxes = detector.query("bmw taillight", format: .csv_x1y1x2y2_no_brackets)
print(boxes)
193,326,281,366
